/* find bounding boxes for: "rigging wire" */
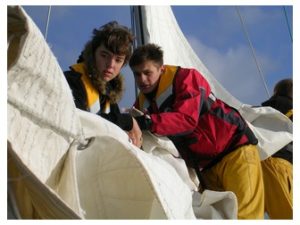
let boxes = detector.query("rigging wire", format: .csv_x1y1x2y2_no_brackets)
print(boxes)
235,6,271,98
282,6,293,43
44,6,52,41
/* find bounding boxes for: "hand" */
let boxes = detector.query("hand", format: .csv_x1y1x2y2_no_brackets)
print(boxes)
127,117,143,148
128,107,144,117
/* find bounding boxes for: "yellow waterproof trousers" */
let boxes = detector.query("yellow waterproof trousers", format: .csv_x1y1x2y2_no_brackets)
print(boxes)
201,144,264,219
261,157,293,219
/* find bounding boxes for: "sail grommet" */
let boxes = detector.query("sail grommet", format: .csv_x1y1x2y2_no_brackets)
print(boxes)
77,137,95,150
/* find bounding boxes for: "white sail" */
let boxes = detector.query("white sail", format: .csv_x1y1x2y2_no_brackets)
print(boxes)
132,6,293,159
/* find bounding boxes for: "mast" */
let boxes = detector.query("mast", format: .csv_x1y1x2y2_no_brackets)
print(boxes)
130,6,146,98
131,6,146,47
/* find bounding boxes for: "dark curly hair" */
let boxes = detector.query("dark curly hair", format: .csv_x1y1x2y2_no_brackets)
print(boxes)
83,21,134,71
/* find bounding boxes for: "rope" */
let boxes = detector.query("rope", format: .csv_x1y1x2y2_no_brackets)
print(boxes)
44,6,52,41
235,6,271,98
131,6,145,98
282,6,293,43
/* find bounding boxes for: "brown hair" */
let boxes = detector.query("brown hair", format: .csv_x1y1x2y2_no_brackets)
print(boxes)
83,21,134,75
82,21,134,103
129,43,163,68
273,78,293,99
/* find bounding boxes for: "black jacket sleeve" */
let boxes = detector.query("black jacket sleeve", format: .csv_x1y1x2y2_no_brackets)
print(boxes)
98,104,133,131
64,70,87,110
134,115,152,130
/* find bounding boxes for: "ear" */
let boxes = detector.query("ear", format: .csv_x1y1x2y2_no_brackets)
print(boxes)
160,65,165,73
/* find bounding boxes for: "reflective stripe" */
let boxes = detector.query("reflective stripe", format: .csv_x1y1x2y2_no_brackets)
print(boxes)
89,100,101,114
156,85,173,108
90,99,110,114
101,101,111,114
209,93,216,102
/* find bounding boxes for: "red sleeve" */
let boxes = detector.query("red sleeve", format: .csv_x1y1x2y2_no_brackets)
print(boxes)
150,68,211,136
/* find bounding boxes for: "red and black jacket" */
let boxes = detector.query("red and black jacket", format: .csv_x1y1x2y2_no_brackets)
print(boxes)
134,65,257,169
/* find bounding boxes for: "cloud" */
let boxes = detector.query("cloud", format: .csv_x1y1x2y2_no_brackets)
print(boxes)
236,6,281,26
187,35,275,105
50,6,73,21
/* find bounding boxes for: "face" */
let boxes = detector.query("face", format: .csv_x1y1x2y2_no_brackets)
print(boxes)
132,60,164,94
94,44,126,82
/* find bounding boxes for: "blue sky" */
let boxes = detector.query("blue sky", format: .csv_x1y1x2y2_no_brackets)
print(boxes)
22,5,293,108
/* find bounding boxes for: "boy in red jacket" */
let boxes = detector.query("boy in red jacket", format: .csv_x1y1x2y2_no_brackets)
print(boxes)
129,43,264,219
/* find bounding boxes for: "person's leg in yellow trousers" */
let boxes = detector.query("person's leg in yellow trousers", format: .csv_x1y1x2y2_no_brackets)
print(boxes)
201,144,264,219
261,157,293,219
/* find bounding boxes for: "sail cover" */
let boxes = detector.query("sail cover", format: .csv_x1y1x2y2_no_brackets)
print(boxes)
132,6,293,159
